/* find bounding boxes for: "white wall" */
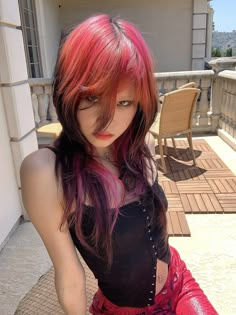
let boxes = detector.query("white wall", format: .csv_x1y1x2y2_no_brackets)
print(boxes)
0,0,38,249
0,90,21,248
35,0,61,77
59,0,193,72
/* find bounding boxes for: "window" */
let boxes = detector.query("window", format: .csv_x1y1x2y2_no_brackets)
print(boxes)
19,0,43,78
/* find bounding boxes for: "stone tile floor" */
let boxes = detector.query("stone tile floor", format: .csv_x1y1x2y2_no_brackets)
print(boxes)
0,136,236,315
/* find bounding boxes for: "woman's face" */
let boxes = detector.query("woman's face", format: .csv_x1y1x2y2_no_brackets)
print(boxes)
77,79,138,152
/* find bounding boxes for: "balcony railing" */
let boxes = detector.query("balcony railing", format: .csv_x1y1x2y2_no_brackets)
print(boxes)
215,70,236,150
28,69,236,149
29,78,55,126
155,70,215,133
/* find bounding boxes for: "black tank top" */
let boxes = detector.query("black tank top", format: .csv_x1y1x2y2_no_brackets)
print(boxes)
69,181,170,308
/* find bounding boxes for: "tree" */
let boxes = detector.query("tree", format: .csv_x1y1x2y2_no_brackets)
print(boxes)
212,48,222,57
226,47,232,57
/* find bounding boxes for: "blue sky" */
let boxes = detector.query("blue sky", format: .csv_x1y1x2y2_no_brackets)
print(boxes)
211,0,236,32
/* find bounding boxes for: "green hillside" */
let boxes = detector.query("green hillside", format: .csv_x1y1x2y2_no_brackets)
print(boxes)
212,31,236,56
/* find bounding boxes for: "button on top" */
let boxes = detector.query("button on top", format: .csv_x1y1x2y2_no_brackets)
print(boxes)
140,204,158,306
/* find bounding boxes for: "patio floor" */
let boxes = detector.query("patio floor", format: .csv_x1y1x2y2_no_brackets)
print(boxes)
162,138,236,236
0,135,236,315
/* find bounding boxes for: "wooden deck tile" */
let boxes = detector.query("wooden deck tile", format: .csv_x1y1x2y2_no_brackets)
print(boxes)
177,212,191,236
188,167,206,180
180,194,191,212
201,194,216,213
195,152,219,160
161,181,173,194
165,194,182,209
207,179,221,193
194,194,207,212
182,193,220,213
169,211,182,235
177,180,212,194
227,178,236,191
169,181,179,193
186,194,199,212
215,194,236,213
193,143,212,152
197,158,227,170
208,194,223,213
160,180,178,194
203,169,234,179
166,212,174,236
167,211,190,236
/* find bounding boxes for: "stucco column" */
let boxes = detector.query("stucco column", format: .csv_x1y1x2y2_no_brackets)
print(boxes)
0,0,38,223
192,0,210,70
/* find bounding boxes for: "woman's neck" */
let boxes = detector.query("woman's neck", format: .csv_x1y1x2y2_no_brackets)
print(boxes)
94,147,115,163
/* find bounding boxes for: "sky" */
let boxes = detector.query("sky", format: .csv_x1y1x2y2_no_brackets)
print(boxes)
211,0,236,32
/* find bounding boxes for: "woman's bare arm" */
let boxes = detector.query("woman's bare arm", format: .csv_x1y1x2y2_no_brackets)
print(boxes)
20,149,86,315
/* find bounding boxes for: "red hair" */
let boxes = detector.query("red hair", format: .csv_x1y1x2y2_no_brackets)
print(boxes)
54,14,157,137
52,14,166,265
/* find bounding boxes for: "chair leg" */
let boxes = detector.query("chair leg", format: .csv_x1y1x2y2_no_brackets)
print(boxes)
187,132,196,165
164,138,167,155
158,136,167,173
171,137,177,156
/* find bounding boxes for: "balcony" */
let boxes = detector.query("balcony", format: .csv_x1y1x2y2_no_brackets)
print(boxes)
29,64,236,149
1,65,236,315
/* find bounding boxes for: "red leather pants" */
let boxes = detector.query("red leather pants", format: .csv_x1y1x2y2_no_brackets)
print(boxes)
89,246,218,315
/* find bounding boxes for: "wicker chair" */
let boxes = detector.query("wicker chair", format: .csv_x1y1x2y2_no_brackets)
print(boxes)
178,81,197,89
159,81,198,105
150,88,201,173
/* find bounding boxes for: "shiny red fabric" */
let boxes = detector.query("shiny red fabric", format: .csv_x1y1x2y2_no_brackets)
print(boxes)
89,246,218,315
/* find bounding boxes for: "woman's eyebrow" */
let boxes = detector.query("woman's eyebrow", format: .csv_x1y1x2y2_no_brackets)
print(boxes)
117,95,134,99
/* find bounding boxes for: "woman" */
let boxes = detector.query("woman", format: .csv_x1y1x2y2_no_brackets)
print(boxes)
20,14,218,315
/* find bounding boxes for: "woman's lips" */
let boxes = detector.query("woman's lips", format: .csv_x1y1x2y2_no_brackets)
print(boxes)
93,132,114,140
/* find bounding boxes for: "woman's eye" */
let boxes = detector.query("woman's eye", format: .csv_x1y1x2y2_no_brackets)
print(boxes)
86,95,98,103
118,100,132,107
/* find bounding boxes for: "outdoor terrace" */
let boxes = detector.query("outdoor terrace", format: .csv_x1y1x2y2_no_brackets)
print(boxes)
1,61,236,315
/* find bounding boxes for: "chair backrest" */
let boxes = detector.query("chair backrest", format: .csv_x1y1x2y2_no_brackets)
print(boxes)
159,88,200,137
178,81,197,89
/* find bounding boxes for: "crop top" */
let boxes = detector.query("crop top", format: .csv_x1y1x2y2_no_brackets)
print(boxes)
69,181,171,308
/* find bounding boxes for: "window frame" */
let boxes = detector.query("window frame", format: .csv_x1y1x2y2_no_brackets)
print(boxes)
19,0,43,78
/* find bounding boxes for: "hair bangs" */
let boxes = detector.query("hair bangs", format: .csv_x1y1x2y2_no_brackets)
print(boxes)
75,36,145,132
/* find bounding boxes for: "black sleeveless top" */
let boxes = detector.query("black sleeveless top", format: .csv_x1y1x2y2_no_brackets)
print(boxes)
69,181,170,308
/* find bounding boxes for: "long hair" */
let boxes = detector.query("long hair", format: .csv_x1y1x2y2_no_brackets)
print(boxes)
52,14,167,265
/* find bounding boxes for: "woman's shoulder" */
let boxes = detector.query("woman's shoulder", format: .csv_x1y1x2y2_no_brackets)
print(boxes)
20,148,64,218
20,148,57,186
